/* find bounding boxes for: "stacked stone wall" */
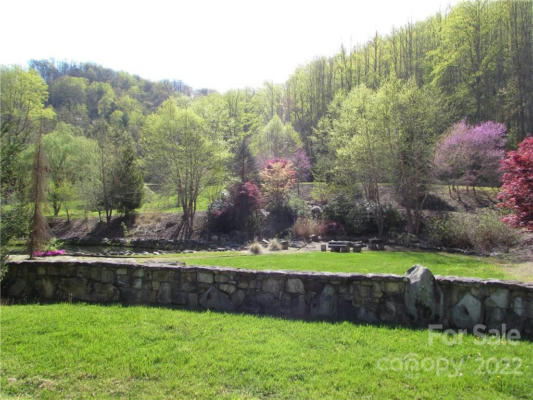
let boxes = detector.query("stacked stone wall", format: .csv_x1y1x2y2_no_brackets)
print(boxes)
3,260,532,337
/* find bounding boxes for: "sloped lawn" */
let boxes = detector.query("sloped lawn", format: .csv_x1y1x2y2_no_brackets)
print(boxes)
1,304,531,399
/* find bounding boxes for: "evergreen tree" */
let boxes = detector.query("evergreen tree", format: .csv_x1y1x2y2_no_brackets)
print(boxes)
233,137,257,182
114,144,144,217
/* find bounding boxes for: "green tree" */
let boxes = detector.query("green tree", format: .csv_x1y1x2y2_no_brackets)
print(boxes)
1,66,54,198
42,123,99,220
113,143,144,217
252,115,302,161
378,79,441,233
49,76,89,127
143,99,228,239
333,84,387,235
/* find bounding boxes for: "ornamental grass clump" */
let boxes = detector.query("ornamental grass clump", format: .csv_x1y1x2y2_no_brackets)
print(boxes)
268,238,283,251
249,241,263,255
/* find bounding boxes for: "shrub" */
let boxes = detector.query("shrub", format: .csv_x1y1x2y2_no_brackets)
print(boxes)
265,203,296,235
293,217,309,238
230,182,262,225
288,195,310,218
207,182,262,236
321,221,346,238
426,210,519,253
470,209,520,253
249,241,263,255
425,214,471,249
310,181,334,205
324,194,403,236
422,194,455,211
206,194,233,233
293,217,320,239
268,238,283,251
382,205,405,233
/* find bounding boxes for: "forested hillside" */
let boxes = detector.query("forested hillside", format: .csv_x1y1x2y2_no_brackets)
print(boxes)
1,0,532,244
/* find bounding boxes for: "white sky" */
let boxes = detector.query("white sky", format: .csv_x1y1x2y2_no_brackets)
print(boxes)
1,0,461,92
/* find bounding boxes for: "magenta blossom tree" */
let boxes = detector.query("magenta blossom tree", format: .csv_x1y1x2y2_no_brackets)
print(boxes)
290,149,311,182
434,120,506,193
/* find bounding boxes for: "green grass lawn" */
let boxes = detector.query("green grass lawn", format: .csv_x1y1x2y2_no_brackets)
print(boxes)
139,250,531,281
1,304,531,399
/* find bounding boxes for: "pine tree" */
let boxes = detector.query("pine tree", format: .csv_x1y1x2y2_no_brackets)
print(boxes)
233,137,257,182
114,144,144,217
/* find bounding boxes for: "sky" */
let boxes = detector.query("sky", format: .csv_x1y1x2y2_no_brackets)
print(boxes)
1,0,461,92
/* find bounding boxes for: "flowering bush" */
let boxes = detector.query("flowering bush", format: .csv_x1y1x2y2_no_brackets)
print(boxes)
434,120,506,188
290,149,311,182
33,249,66,257
498,136,533,231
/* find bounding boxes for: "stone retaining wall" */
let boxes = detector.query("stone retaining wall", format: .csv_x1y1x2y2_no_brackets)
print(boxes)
3,260,532,337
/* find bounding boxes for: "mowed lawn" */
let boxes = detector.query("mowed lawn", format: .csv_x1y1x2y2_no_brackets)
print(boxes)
1,304,532,399
142,250,531,281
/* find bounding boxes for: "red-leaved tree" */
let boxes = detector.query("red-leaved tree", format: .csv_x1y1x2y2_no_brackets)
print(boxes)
229,181,262,229
498,137,533,231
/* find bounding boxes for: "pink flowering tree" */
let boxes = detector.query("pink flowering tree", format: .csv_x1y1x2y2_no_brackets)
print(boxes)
290,148,311,194
434,120,507,196
498,137,533,231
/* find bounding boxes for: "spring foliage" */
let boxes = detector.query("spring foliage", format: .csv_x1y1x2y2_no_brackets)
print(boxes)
434,120,506,188
259,159,296,209
498,137,533,231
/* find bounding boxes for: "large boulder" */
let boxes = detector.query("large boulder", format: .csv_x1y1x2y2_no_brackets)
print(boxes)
404,265,442,323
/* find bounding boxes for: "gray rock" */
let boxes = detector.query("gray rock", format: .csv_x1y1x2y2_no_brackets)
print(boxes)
384,281,403,294
93,283,119,302
404,265,441,323
58,278,88,300
452,293,482,329
188,293,198,307
215,273,229,283
7,279,26,297
512,297,524,317
199,286,233,311
311,284,337,318
262,278,283,295
132,269,144,278
231,289,246,307
197,271,214,284
101,270,114,283
218,283,237,295
157,282,172,304
485,289,509,309
286,278,305,294
311,205,323,219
